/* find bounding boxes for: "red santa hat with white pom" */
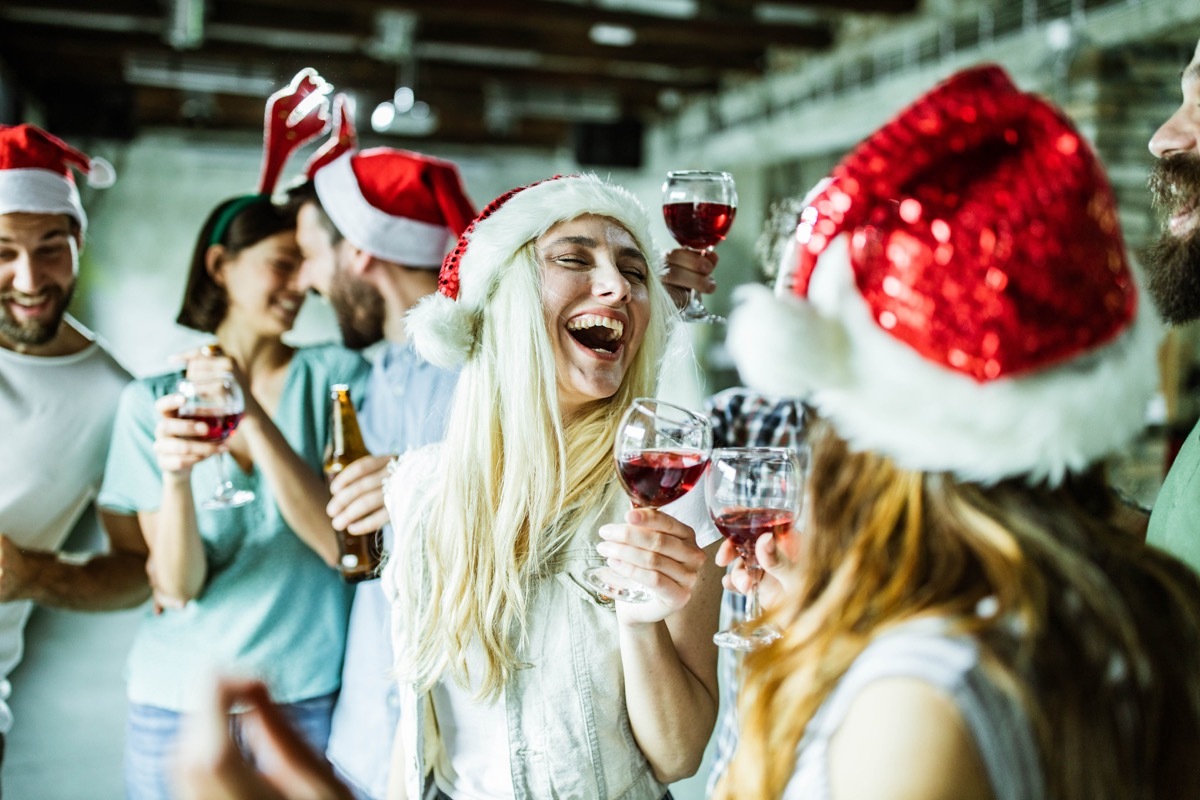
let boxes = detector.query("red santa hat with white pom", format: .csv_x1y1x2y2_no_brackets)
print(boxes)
310,142,476,269
0,123,115,234
406,173,657,368
728,64,1160,485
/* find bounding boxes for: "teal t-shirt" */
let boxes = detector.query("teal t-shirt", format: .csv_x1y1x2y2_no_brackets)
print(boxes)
98,344,370,710
1148,420,1200,574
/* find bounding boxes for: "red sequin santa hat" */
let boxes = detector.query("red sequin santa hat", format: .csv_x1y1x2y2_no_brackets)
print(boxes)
0,123,115,234
728,64,1160,485
406,173,657,368
310,146,476,268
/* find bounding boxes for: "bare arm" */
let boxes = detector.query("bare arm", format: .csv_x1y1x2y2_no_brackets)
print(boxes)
828,678,995,800
187,355,341,566
141,393,221,603
601,508,724,783
236,406,340,566
0,510,150,610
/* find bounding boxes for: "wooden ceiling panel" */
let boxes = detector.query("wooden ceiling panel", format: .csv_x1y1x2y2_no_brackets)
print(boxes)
0,0,917,150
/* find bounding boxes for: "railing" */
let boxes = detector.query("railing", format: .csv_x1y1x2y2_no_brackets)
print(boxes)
676,0,1149,143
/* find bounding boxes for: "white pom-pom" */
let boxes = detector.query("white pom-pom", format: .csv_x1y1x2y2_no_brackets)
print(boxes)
86,157,116,189
726,283,851,397
405,293,476,369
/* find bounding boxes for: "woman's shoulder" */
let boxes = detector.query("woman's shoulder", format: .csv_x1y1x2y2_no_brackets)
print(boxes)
121,369,184,403
801,617,1042,800
293,342,371,376
388,443,443,490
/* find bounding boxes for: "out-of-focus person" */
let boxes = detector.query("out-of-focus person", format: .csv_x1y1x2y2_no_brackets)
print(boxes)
0,123,146,779
715,64,1200,800
287,113,477,799
97,75,370,800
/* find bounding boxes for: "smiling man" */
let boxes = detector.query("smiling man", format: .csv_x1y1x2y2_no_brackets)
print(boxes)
287,147,477,800
0,123,147,777
1146,38,1200,569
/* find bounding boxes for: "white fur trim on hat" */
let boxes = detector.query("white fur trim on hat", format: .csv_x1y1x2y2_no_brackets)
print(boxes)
406,174,658,368
729,235,1162,485
314,152,451,267
0,167,87,231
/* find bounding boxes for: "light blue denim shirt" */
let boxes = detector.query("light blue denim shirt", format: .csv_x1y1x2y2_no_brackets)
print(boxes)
326,341,458,800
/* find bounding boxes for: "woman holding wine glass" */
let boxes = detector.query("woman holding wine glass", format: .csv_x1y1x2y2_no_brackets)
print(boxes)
714,66,1200,800
368,174,725,800
98,192,369,800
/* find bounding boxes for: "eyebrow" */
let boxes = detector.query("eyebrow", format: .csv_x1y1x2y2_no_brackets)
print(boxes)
0,228,70,244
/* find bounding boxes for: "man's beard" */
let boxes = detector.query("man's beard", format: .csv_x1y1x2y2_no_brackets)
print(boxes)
0,282,74,346
1146,154,1200,325
329,269,386,351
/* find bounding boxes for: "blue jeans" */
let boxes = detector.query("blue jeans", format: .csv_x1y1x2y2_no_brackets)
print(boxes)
124,692,337,800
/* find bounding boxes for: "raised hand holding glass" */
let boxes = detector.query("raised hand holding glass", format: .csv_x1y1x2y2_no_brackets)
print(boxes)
662,170,737,324
585,397,713,603
175,373,253,509
707,447,804,650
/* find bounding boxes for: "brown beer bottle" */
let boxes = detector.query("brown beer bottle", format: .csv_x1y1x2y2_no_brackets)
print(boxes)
324,384,383,583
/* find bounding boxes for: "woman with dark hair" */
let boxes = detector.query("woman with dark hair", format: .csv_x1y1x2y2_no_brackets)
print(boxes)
98,194,369,800
714,65,1200,800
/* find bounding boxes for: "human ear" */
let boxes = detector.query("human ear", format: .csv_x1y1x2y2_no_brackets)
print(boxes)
205,245,228,287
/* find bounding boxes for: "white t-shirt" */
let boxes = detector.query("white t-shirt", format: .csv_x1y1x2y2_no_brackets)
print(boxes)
0,323,131,733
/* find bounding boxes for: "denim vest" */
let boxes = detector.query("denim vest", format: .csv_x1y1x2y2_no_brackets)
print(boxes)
384,448,670,800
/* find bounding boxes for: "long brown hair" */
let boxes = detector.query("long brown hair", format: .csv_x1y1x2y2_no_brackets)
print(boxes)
715,420,1200,800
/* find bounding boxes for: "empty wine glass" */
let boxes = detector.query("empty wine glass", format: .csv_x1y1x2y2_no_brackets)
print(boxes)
176,373,253,509
662,170,737,324
707,447,804,650
584,397,713,603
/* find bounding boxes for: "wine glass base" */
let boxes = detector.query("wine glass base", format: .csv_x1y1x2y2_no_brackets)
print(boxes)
713,624,781,652
583,566,650,604
202,489,256,510
678,294,725,325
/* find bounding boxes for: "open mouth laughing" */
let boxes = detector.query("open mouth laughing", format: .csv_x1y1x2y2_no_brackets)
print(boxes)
566,312,626,357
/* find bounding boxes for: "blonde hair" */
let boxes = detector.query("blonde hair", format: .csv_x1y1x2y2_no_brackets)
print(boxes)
714,421,1200,800
394,227,677,700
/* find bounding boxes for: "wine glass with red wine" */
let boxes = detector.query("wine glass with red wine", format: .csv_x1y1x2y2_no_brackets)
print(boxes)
662,170,737,324
176,373,253,509
584,397,713,603
707,447,804,650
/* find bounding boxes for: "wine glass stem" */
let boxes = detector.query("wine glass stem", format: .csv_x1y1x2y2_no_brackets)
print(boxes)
746,564,763,622
214,451,233,492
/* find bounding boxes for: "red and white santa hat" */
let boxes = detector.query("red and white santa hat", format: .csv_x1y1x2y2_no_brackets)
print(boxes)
0,123,115,234
311,147,476,268
728,64,1160,485
406,173,657,368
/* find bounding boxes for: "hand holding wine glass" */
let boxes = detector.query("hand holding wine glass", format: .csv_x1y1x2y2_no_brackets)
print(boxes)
174,372,254,509
662,170,737,324
707,447,804,650
584,397,713,604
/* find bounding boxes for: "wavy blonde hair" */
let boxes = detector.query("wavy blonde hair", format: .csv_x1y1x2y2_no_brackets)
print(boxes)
714,421,1200,800
394,229,677,700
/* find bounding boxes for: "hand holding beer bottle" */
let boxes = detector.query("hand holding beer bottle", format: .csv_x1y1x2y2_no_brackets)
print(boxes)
324,385,384,583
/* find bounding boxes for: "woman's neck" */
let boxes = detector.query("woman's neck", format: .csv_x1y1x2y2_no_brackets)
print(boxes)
213,325,292,378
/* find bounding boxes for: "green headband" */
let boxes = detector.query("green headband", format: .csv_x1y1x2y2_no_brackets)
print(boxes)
208,193,271,247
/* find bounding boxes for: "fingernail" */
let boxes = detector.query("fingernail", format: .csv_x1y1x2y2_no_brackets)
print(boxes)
596,542,614,557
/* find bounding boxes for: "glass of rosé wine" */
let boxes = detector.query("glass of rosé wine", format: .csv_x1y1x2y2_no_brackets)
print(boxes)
584,397,712,604
707,447,805,650
176,373,253,509
662,169,737,324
